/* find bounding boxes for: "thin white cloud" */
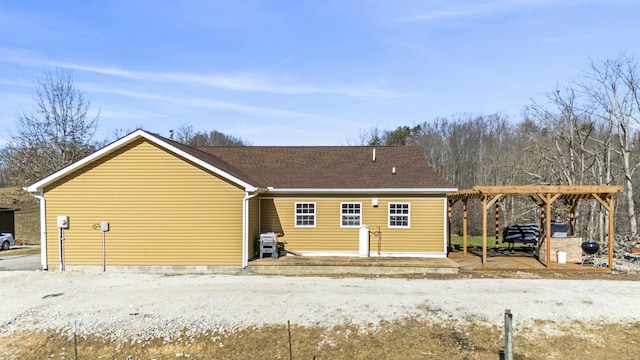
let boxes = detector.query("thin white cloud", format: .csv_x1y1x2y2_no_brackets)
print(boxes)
92,86,340,122
0,78,32,88
68,64,399,98
0,48,47,68
96,108,167,121
397,0,568,22
541,34,593,43
0,48,399,98
273,55,296,67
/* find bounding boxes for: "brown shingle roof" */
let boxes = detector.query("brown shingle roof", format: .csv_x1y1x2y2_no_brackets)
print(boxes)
194,146,454,191
29,130,449,194
159,136,261,185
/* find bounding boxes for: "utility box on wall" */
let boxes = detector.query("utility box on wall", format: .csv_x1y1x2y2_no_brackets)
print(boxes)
57,215,69,229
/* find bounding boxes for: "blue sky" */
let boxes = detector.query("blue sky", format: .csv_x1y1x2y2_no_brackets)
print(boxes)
1,1,639,146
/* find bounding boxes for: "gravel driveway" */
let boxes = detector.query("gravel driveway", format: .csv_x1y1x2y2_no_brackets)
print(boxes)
1,271,639,341
0,254,40,271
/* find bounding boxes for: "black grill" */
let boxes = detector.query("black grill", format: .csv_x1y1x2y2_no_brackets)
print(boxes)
580,239,602,267
581,240,600,255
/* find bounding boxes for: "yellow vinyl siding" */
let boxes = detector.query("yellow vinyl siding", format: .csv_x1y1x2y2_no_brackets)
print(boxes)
248,196,260,258
260,195,446,254
43,138,245,268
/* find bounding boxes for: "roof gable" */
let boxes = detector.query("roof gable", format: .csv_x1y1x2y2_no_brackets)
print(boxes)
26,130,455,194
25,130,258,193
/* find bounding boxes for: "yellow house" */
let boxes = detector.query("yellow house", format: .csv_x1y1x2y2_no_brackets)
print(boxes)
25,130,456,272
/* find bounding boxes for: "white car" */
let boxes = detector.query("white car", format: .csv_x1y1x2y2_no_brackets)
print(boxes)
0,233,15,251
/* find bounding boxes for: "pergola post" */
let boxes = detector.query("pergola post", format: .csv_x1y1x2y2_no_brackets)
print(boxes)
495,199,501,250
567,199,577,236
481,194,502,268
537,193,561,268
447,185,623,272
608,196,614,269
447,201,453,255
545,197,552,267
591,193,616,269
482,195,488,267
463,199,468,258
538,201,545,238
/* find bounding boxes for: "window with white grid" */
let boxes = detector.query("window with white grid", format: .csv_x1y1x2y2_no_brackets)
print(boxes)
295,202,316,227
388,203,410,228
340,202,361,227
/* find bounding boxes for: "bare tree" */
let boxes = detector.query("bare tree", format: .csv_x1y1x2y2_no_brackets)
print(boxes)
416,118,450,176
581,54,640,236
172,124,248,146
172,124,196,144
522,88,600,186
529,87,621,240
346,127,383,146
3,69,99,185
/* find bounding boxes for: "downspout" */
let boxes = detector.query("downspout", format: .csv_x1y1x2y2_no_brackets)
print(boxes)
242,189,261,269
28,192,48,271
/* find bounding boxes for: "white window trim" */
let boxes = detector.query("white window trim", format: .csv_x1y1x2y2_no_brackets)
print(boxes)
340,202,362,228
388,202,410,228
295,202,316,227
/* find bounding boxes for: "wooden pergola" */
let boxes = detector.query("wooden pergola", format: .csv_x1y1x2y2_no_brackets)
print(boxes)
447,185,624,269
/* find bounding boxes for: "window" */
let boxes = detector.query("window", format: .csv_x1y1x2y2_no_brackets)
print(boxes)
341,202,361,227
295,202,316,227
389,203,410,227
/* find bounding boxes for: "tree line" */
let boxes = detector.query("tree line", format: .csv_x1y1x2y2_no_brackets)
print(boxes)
3,54,640,240
351,54,640,239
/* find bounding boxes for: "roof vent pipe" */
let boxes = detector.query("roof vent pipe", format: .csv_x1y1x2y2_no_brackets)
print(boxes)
392,166,396,175
372,148,376,163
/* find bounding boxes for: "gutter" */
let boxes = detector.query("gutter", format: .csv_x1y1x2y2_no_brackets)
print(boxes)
26,190,48,271
242,188,262,269
265,187,459,194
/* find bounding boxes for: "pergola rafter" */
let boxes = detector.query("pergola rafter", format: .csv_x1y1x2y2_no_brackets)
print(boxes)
447,185,624,269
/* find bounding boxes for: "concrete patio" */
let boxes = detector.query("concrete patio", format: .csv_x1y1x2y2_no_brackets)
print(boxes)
448,248,609,272
247,248,609,276
247,255,461,276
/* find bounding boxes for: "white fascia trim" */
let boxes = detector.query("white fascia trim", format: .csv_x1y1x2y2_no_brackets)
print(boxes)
27,192,47,270
242,190,262,269
267,188,458,194
25,130,257,193
442,198,449,255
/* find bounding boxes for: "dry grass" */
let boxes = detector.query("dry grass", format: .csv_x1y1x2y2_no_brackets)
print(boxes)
0,245,40,256
3,185,640,359
2,320,640,359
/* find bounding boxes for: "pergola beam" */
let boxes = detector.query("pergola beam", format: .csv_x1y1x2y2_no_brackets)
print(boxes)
448,185,623,269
